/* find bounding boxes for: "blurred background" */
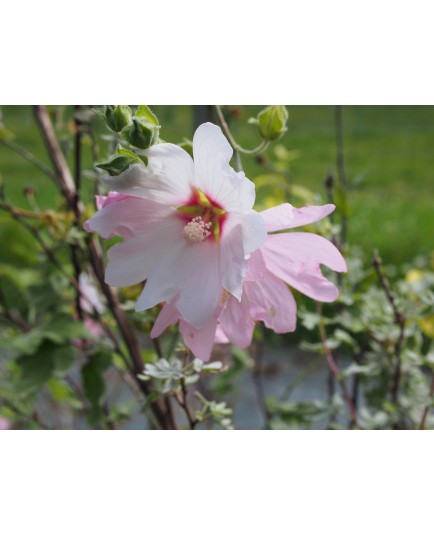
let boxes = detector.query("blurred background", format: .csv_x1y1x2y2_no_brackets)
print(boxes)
0,105,433,430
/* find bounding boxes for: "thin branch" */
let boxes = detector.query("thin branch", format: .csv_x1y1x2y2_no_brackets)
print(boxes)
334,105,348,248
71,105,83,321
419,372,434,430
252,329,272,429
317,303,359,428
0,137,56,180
372,250,406,405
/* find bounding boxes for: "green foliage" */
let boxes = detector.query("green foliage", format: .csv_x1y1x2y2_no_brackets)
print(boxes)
81,351,113,427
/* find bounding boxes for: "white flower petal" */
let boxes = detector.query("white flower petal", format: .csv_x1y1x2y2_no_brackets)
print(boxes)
193,123,256,212
137,240,222,329
104,143,194,204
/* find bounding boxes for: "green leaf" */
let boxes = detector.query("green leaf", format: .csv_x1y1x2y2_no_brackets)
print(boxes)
14,340,56,395
96,154,140,176
82,363,105,406
136,105,159,126
12,313,89,355
52,345,75,374
81,350,113,425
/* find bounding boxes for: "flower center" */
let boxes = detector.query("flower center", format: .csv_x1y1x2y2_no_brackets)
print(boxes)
177,189,227,243
183,217,212,242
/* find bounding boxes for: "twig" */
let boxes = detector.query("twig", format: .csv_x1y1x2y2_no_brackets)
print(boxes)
252,329,272,429
279,355,322,401
334,105,348,248
372,250,406,405
0,398,51,430
33,105,76,207
0,284,29,332
419,372,434,430
317,303,359,428
0,137,56,180
71,105,83,321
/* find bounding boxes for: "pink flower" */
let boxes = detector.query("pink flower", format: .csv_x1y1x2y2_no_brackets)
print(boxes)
152,203,347,361
78,273,105,338
0,417,11,430
85,123,267,329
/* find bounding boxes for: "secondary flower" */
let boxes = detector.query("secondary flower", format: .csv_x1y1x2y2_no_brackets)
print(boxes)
84,123,267,329
152,203,347,361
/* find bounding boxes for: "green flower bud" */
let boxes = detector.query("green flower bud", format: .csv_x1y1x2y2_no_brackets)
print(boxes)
120,116,160,149
256,105,288,141
105,105,132,133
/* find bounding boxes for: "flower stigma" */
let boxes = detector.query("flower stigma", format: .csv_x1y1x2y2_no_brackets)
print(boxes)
183,217,212,242
177,188,227,243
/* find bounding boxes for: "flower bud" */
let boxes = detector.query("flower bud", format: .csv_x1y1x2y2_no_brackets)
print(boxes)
121,116,160,149
256,105,288,141
105,105,132,133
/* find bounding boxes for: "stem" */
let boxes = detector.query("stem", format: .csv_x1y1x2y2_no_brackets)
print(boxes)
279,355,322,401
372,251,406,405
334,105,348,249
419,372,434,430
214,105,270,171
252,329,272,429
317,303,359,428
71,105,83,321
174,351,197,430
0,137,56,180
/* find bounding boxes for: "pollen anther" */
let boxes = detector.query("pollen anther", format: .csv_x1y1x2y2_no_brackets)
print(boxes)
183,217,212,242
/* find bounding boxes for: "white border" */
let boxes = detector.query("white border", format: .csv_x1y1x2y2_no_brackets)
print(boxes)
2,432,434,535
1,1,433,103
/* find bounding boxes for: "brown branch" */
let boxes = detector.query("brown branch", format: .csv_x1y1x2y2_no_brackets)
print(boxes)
252,328,272,429
372,251,406,405
419,372,434,430
33,106,76,207
317,303,359,428
173,350,197,430
33,105,174,429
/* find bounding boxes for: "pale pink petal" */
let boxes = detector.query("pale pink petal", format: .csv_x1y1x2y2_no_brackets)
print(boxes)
236,210,267,255
260,203,336,232
179,315,219,362
85,318,104,338
244,273,297,333
244,249,267,282
84,197,173,239
193,123,256,212
151,300,180,338
219,219,246,300
215,325,230,344
0,417,11,430
261,232,346,302
79,273,105,314
105,216,184,287
137,240,222,329
95,192,132,210
104,144,194,204
219,295,255,349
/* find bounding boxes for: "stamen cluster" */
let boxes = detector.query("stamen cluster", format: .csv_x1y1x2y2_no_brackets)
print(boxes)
183,217,212,242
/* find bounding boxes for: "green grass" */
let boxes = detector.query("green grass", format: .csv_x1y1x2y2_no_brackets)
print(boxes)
1,105,433,266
